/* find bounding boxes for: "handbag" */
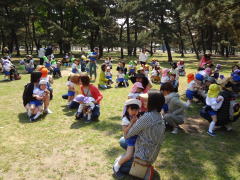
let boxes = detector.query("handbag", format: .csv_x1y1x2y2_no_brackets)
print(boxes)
129,157,151,179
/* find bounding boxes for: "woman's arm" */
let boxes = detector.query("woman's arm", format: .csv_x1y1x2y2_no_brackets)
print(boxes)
125,114,150,138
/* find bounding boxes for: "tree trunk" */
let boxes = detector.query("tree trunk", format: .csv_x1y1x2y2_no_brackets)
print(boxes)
12,30,20,56
150,41,153,56
186,20,200,60
126,16,132,56
164,40,172,62
176,12,184,57
32,19,40,53
1,29,6,55
200,28,206,54
133,21,138,56
120,25,124,59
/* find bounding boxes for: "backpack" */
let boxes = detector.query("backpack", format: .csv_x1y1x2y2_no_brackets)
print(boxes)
22,83,34,106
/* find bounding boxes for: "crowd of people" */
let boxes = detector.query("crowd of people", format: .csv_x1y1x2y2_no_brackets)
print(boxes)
1,46,240,179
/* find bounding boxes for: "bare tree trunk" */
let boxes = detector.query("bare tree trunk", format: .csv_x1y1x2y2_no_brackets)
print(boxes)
133,21,138,57
200,28,206,54
186,20,200,60
120,25,124,59
126,16,132,56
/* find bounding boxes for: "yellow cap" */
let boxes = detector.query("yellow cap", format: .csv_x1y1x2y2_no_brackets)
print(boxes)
207,84,221,98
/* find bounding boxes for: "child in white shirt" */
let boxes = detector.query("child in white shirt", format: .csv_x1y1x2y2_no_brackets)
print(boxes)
74,95,96,123
206,84,224,136
128,82,144,99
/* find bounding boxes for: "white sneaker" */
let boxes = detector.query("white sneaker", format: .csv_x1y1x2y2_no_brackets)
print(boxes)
44,109,53,114
171,128,178,134
225,124,233,131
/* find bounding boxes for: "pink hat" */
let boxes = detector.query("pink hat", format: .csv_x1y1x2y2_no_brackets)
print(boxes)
131,82,144,93
205,67,212,75
162,68,170,77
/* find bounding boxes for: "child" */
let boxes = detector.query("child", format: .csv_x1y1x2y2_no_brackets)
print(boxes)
128,60,137,76
170,62,179,80
116,61,127,75
151,66,161,83
40,68,54,101
66,75,75,106
128,82,144,99
105,66,113,82
169,72,179,92
2,57,12,80
213,64,221,80
113,99,141,173
29,80,50,121
74,95,96,123
116,68,127,87
72,59,80,74
206,84,224,136
105,57,112,69
161,68,170,85
144,64,150,77
177,60,185,76
99,64,110,89
51,58,62,78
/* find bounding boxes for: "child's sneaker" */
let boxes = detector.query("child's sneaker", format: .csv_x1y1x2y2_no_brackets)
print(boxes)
44,108,53,114
224,124,233,131
171,128,178,134
207,131,216,136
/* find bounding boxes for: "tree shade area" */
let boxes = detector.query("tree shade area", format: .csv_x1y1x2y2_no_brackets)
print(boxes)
0,0,240,60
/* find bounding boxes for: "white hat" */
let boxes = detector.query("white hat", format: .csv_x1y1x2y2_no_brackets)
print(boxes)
122,99,142,117
39,79,47,85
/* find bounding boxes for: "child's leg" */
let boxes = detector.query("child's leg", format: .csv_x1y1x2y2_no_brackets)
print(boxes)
77,104,84,113
208,115,217,133
33,106,42,120
113,146,134,172
87,111,92,121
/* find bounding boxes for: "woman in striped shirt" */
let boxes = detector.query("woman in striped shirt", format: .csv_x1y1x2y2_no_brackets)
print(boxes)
114,90,166,178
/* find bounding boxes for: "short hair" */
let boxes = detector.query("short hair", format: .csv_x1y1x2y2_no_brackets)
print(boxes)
160,82,174,93
70,74,81,84
147,90,165,112
80,74,90,86
101,64,106,71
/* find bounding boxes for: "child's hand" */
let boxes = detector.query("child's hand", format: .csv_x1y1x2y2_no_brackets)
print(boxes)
217,97,223,102
131,115,138,123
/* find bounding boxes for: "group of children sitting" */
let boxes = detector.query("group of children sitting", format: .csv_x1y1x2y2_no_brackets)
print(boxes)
0,56,21,81
185,63,240,136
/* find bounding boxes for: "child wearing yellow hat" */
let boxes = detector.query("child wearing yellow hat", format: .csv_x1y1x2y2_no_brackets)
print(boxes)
206,84,224,136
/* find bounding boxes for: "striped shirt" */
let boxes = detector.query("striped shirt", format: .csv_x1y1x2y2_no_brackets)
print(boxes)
125,111,165,164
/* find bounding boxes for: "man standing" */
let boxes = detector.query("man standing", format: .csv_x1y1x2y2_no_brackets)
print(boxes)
88,47,99,80
38,45,45,65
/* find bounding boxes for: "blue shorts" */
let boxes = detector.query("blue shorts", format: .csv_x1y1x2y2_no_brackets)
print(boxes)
118,78,125,82
54,68,60,72
72,69,77,73
129,69,135,73
4,71,10,75
29,100,43,107
208,110,217,116
68,91,75,97
126,136,138,146
45,62,51,68
106,76,112,80
186,90,197,100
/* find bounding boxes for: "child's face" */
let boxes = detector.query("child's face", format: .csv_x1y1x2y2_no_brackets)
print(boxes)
127,107,139,117
136,77,142,83
136,88,143,93
40,84,47,90
170,75,175,81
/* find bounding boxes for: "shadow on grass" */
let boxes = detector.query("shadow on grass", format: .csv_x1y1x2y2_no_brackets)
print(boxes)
109,116,121,121
61,106,77,117
18,112,47,123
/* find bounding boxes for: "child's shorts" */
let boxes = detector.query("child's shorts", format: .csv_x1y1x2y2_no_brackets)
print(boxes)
45,62,51,68
68,91,75,97
208,110,217,116
72,69,77,73
106,76,112,80
54,68,60,72
129,69,135,73
4,71,10,75
29,100,43,107
186,90,197,100
126,135,138,146
117,78,125,82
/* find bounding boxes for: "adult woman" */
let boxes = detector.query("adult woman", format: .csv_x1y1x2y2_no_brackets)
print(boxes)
75,73,103,120
199,53,212,70
115,90,165,178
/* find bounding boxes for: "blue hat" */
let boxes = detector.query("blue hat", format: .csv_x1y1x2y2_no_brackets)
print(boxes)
232,73,240,82
195,73,204,81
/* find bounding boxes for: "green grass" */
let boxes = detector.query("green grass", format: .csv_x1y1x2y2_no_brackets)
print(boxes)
0,53,240,179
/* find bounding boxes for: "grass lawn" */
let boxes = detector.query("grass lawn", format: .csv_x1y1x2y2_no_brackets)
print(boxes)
0,53,240,180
